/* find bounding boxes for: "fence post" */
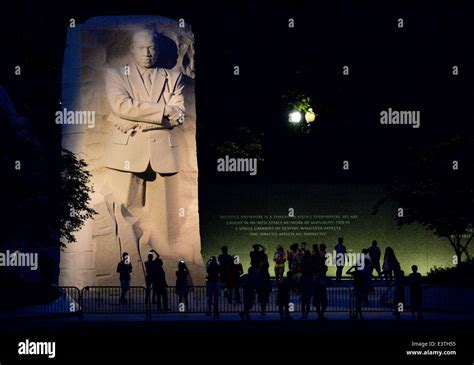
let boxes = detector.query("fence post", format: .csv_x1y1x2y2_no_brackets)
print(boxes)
143,286,151,320
80,287,88,320
77,286,83,320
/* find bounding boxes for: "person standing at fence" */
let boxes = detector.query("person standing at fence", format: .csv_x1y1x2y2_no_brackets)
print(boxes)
298,242,307,264
335,237,347,282
347,260,371,320
176,260,190,309
206,256,220,319
257,262,272,315
319,244,328,276
250,244,263,271
151,250,168,311
408,265,423,320
145,253,154,303
277,271,295,320
300,251,314,320
393,269,405,319
218,246,233,299
117,252,132,304
287,243,300,274
311,244,321,275
239,267,258,320
227,255,243,304
313,270,329,320
382,247,401,280
260,245,269,267
362,248,372,266
273,245,287,283
367,240,382,278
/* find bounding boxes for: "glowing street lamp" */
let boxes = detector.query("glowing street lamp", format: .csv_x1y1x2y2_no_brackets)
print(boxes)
288,111,302,124
305,108,316,123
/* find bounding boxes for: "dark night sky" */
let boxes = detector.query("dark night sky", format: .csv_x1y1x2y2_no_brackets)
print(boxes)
1,0,473,185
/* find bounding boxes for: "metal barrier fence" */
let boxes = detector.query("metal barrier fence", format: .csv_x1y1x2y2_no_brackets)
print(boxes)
349,285,473,314
148,286,353,315
6,284,472,319
81,286,149,319
12,286,81,316
357,285,398,313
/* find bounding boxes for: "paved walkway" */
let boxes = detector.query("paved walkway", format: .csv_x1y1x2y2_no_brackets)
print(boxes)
2,310,473,322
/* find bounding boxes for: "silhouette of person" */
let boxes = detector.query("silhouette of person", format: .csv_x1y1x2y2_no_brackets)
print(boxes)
260,246,269,267
287,243,300,274
311,244,321,276
218,246,233,299
319,244,328,276
257,262,272,315
300,250,313,320
313,271,329,320
277,271,295,320
383,247,401,280
347,259,371,320
273,244,287,283
298,242,307,266
227,255,243,304
393,269,405,319
367,240,382,277
408,265,423,320
206,256,220,318
250,244,268,271
250,244,263,270
145,253,154,303
176,260,190,308
117,252,132,304
335,237,347,282
151,250,168,310
239,267,258,320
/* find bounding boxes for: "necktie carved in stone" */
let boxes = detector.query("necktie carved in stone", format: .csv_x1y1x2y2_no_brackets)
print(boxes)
144,70,153,95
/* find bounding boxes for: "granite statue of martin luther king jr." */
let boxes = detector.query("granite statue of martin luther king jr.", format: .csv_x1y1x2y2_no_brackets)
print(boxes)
105,29,185,177
103,28,189,265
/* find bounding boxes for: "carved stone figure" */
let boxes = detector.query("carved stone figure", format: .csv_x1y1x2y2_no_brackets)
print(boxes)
59,16,204,288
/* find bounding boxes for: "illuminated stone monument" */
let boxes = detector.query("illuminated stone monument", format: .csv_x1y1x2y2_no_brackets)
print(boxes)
59,16,204,287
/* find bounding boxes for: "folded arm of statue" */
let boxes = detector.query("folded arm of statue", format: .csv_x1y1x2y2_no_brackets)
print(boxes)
105,68,167,124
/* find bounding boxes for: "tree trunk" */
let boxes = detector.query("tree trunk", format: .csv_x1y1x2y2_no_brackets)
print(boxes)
456,236,462,266
448,236,461,266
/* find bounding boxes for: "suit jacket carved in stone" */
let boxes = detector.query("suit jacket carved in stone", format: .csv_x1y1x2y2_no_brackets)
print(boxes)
104,62,185,174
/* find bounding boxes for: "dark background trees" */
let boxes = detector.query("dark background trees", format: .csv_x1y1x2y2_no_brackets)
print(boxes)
1,86,94,302
374,136,474,265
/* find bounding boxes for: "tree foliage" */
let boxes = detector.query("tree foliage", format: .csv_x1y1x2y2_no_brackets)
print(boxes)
215,126,264,161
373,136,474,264
59,149,96,245
1,86,95,250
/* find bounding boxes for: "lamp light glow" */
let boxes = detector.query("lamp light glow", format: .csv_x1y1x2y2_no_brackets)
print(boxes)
289,111,302,123
305,108,316,123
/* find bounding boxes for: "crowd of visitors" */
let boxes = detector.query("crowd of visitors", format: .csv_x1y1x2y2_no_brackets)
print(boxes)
117,238,423,320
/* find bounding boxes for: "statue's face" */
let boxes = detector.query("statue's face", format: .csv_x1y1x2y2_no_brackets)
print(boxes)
131,31,158,69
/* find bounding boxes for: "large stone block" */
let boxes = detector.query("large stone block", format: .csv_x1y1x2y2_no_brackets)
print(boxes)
59,16,204,288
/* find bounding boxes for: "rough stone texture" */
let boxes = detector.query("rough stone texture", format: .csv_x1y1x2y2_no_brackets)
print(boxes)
59,16,205,288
